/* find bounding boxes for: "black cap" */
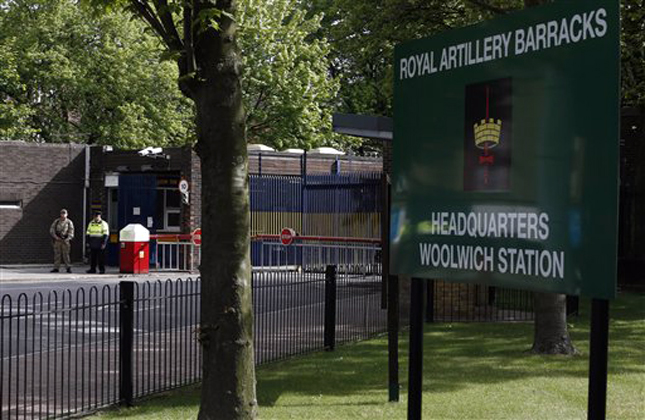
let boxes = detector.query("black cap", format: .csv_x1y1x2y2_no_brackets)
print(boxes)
94,210,102,216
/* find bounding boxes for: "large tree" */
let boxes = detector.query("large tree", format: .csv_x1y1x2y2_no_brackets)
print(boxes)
96,0,257,418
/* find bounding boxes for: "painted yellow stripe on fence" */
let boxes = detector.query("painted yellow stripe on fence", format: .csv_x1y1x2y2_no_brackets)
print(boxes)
251,212,380,239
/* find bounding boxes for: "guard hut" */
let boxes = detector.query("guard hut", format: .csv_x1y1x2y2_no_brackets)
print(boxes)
89,145,200,267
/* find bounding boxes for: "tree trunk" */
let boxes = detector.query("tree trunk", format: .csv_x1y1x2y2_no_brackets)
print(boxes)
521,0,576,357
194,1,257,418
531,292,577,355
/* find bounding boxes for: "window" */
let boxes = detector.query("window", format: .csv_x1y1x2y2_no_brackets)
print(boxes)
166,189,181,208
107,189,118,229
166,210,181,230
0,200,22,209
156,189,181,232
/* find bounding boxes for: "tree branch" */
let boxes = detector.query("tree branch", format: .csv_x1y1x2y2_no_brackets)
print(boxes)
129,0,175,49
248,114,281,132
152,0,184,50
129,0,197,98
183,0,195,75
246,87,268,123
173,0,197,98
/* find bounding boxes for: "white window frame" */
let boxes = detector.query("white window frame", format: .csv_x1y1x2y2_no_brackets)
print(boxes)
0,202,21,209
164,209,181,232
159,188,181,232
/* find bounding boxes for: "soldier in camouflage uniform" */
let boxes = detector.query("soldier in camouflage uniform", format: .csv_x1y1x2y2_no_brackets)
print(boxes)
50,209,75,273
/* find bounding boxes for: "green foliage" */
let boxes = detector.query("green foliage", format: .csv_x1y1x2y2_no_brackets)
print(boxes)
304,0,526,116
307,0,643,116
238,0,341,150
621,0,645,107
0,42,37,138
0,0,194,147
87,0,347,151
1,0,346,151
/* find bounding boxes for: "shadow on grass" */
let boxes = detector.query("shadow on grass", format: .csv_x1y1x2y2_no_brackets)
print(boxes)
93,292,643,418
96,385,201,418
257,292,644,406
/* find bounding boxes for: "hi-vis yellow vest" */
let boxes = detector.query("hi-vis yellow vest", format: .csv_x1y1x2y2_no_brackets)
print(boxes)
86,220,109,237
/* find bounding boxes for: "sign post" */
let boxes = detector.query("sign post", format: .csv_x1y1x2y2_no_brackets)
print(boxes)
280,227,296,246
588,299,610,419
408,279,425,419
192,228,202,246
392,1,619,418
179,179,190,205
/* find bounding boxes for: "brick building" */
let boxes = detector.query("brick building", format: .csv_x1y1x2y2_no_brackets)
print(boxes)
0,142,382,265
0,142,87,263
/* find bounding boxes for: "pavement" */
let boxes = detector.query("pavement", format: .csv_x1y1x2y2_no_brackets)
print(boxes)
0,264,198,284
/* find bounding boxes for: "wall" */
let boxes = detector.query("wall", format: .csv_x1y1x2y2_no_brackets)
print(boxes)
248,151,382,176
1,144,383,264
188,149,202,232
0,142,86,264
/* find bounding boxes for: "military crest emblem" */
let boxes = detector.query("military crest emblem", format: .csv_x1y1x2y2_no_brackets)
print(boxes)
464,78,512,191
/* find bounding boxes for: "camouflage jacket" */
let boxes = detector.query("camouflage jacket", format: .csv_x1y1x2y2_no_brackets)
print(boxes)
50,218,75,241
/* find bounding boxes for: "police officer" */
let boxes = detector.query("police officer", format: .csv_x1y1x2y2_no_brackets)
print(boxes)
50,208,74,273
86,210,109,274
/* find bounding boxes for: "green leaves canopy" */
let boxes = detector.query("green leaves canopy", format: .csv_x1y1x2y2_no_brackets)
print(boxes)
0,0,194,147
621,0,645,107
305,0,521,116
1,0,343,151
239,0,339,150
307,0,644,116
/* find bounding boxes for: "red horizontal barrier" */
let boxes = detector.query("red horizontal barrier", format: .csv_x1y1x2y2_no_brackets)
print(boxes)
150,233,381,244
252,234,380,244
150,234,193,242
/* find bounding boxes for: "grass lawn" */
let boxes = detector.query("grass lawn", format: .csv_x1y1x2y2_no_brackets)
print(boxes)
93,292,644,419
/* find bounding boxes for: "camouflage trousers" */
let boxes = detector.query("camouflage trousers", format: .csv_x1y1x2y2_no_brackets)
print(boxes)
53,240,71,269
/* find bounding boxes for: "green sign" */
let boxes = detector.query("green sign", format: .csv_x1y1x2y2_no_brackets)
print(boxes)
391,0,619,299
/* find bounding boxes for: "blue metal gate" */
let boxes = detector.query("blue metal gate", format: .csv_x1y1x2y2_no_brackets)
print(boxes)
108,175,157,266
250,172,382,267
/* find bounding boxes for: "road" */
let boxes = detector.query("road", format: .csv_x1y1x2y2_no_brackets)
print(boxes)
1,271,381,356
1,267,385,418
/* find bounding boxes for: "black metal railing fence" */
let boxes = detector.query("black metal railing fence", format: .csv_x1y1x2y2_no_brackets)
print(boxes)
131,280,201,400
1,279,201,420
1,268,386,419
426,280,536,323
1,286,122,419
1,271,537,419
